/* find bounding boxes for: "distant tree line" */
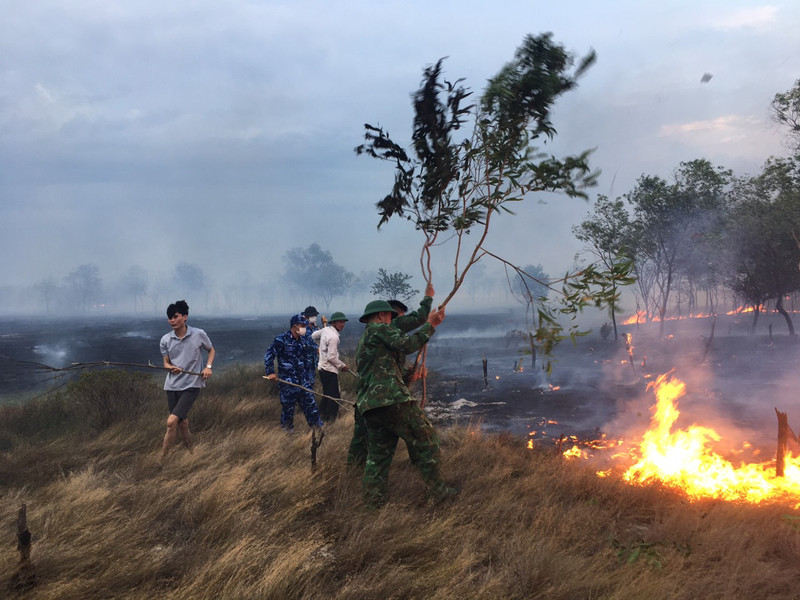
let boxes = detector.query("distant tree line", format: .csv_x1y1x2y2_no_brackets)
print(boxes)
573,78,800,338
3,245,525,316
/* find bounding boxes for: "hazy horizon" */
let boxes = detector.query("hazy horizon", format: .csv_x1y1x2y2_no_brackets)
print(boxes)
2,1,798,316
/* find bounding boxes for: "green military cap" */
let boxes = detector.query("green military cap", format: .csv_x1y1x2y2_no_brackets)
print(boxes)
329,311,348,322
359,300,398,323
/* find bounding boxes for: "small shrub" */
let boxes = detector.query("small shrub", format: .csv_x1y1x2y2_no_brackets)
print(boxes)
210,363,274,398
65,369,160,431
0,393,80,448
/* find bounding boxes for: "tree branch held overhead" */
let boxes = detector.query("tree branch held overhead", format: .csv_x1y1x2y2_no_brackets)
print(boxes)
356,33,633,372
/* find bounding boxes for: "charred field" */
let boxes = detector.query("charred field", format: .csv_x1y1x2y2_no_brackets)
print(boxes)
4,312,800,599
3,311,800,456
424,311,800,457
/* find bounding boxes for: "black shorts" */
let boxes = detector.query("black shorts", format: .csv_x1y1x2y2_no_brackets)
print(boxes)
166,388,201,420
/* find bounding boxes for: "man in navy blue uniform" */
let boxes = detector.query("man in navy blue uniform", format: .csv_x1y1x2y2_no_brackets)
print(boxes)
265,314,324,432
301,305,321,383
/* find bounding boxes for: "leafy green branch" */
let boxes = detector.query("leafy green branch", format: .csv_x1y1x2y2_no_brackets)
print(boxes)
484,246,635,372
357,33,632,367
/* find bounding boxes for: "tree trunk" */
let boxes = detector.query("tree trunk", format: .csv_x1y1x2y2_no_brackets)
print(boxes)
700,316,716,365
528,332,536,369
749,305,761,335
658,281,671,338
610,286,619,342
776,295,796,336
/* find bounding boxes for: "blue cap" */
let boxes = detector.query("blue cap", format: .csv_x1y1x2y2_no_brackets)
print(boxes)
290,314,308,327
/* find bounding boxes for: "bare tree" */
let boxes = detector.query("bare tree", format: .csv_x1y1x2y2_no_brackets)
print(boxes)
66,264,102,312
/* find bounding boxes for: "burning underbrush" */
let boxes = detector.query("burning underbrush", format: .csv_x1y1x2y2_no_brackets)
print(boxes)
548,315,800,508
438,311,800,508
559,370,800,505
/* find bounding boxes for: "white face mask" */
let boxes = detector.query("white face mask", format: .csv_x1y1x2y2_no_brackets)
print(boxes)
308,316,317,324
297,326,307,336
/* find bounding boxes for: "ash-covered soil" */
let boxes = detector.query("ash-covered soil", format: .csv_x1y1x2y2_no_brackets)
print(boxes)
3,312,800,454
422,314,800,451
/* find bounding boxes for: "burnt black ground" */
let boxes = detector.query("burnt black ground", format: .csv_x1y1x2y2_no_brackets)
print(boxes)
3,312,800,453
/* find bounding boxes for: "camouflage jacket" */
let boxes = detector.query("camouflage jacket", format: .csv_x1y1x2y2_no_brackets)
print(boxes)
355,321,434,413
264,330,315,386
393,295,432,333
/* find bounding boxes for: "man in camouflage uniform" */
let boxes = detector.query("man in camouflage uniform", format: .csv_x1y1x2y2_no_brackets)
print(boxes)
355,298,456,508
389,281,434,334
265,314,324,432
347,284,433,467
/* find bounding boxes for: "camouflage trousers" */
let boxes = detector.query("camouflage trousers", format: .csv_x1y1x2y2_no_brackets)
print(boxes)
346,407,368,467
361,401,448,508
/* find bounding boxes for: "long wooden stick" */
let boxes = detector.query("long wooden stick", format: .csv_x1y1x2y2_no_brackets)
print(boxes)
7,356,204,377
262,376,355,407
10,504,36,591
311,427,325,471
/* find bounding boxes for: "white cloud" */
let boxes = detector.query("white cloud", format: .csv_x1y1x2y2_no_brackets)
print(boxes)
659,114,762,144
35,83,56,104
710,5,778,30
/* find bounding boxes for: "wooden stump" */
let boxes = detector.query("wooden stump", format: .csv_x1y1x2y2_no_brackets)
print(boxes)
775,408,800,478
8,504,36,593
311,427,325,472
776,408,788,477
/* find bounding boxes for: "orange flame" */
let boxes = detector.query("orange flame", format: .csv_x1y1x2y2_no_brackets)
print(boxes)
621,311,718,325
563,372,800,505
622,311,648,325
726,305,763,315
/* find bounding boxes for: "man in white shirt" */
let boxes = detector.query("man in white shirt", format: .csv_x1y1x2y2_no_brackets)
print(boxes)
312,311,349,422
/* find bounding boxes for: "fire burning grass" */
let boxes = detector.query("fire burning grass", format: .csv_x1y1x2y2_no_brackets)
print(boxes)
621,304,793,325
562,371,800,506
6,362,800,597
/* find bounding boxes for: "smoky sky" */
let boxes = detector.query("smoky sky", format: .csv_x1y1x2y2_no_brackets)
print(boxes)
1,1,798,312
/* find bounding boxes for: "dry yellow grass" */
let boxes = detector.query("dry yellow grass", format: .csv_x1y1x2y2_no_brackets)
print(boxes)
3,365,800,599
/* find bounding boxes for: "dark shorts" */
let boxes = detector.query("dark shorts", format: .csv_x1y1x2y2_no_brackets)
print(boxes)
166,388,201,420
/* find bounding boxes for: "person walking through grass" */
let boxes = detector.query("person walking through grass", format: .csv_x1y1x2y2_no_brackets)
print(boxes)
265,314,324,432
159,300,214,464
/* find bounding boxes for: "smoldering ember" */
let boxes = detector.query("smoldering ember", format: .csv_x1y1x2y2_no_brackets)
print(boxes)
5,307,800,505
